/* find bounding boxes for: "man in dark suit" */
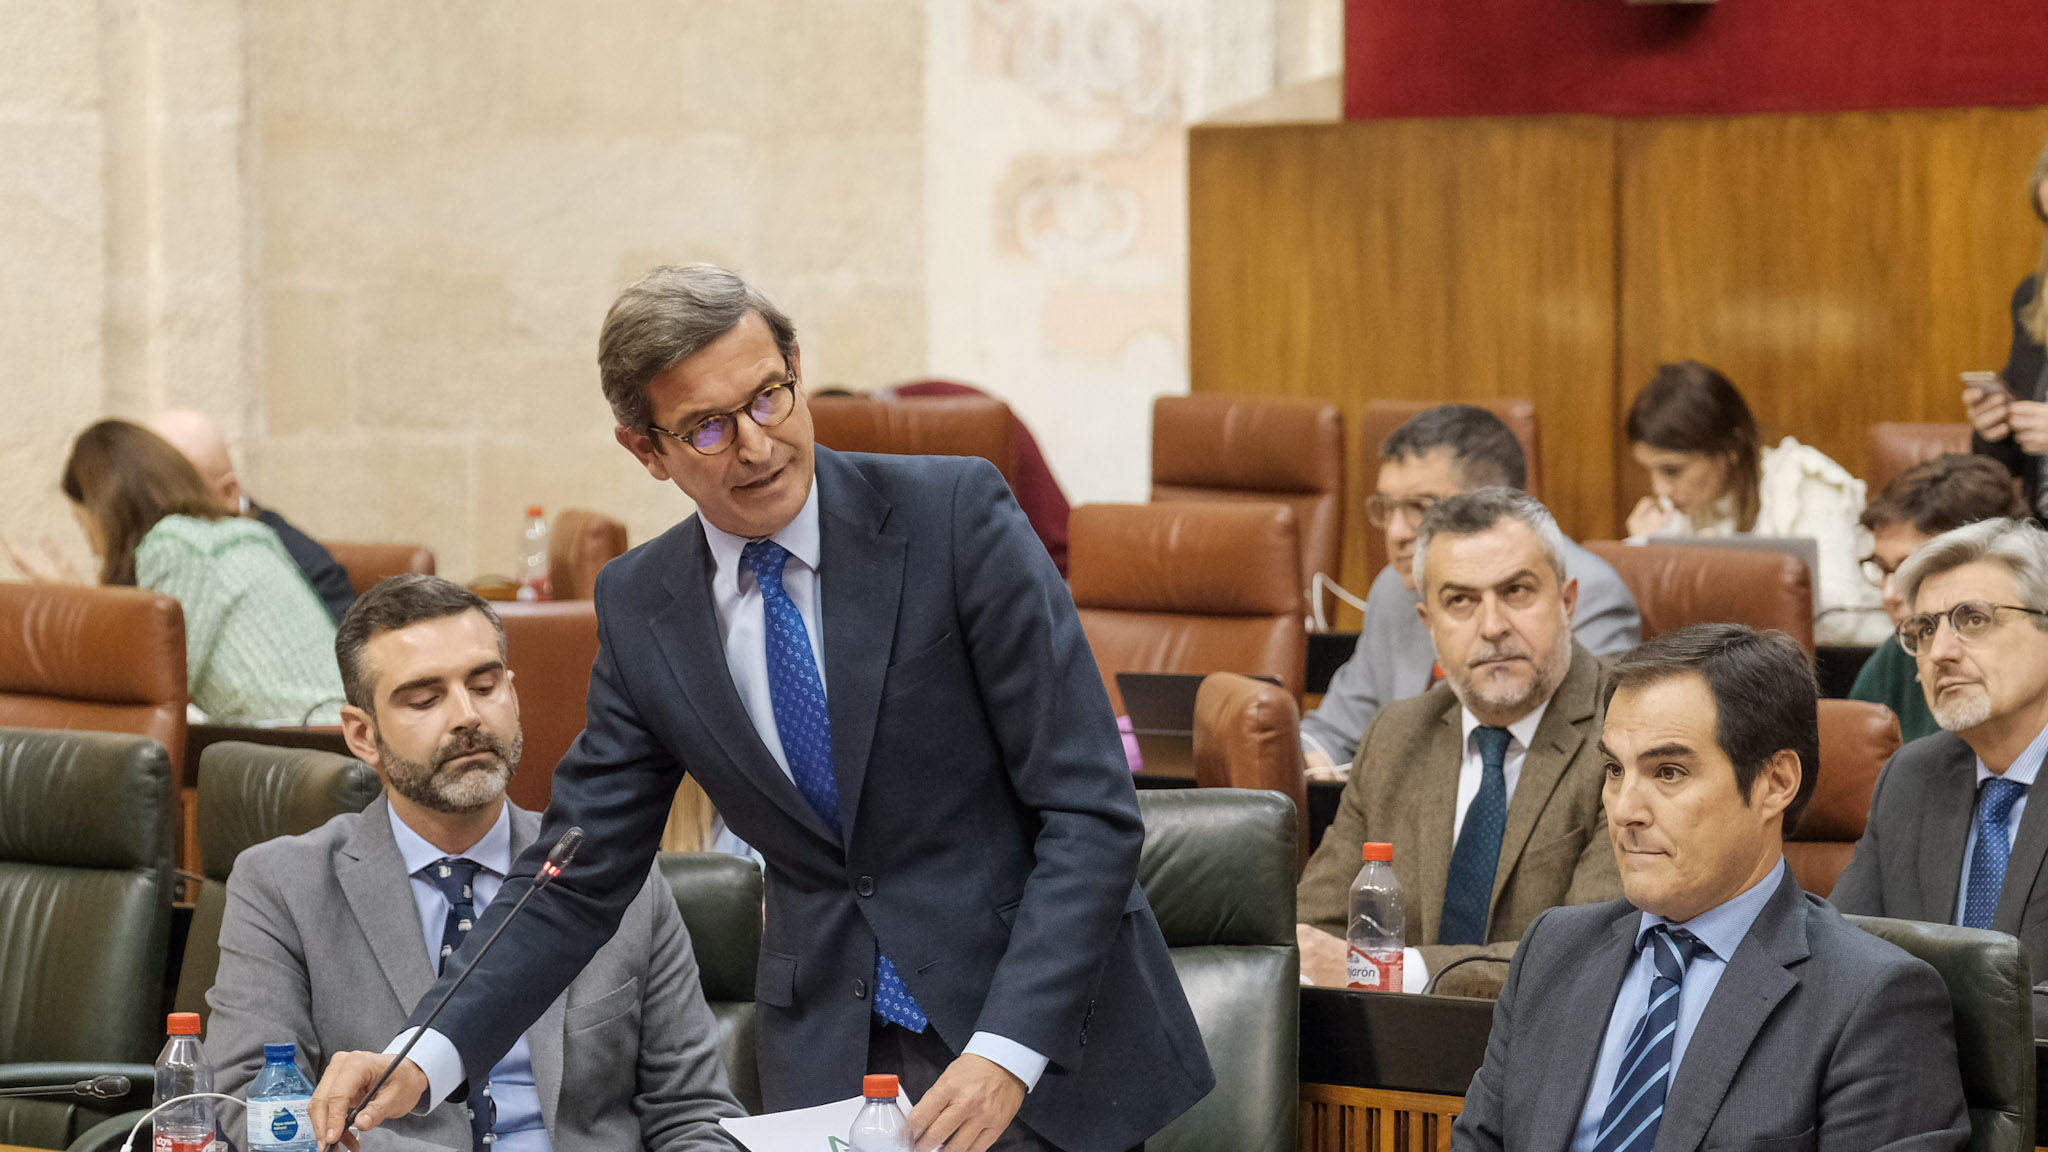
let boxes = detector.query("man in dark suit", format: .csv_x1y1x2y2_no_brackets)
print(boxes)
1832,516,2048,1034
311,264,1211,1152
1454,624,1968,1152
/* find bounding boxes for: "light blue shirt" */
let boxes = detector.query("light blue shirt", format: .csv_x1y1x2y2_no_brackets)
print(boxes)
1952,720,2048,923
387,803,550,1152
1570,858,1786,1152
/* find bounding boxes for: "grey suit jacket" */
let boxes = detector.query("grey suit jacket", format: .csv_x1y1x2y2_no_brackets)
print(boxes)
203,796,744,1152
1300,539,1641,764
1453,871,1969,1152
1831,729,2048,1034
1296,642,1622,993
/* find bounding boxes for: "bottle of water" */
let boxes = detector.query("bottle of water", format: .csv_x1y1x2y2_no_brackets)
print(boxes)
246,1043,315,1152
848,1074,911,1152
1347,842,1405,992
515,505,551,601
153,1012,222,1152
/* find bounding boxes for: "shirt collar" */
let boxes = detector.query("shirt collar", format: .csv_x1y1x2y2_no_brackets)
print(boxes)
1974,717,2048,788
1460,696,1552,755
387,800,514,879
1635,856,1786,963
699,477,823,599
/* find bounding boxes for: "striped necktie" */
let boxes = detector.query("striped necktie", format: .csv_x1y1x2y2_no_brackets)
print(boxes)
1592,925,1704,1152
421,857,494,1150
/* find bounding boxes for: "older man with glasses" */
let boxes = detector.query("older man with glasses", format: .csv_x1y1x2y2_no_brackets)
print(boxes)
1833,516,2048,1036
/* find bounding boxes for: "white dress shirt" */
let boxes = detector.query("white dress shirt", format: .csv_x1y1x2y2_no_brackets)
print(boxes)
1953,719,2048,923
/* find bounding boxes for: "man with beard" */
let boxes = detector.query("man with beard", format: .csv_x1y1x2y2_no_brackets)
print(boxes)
203,574,745,1150
1832,517,2048,1037
1296,487,1622,996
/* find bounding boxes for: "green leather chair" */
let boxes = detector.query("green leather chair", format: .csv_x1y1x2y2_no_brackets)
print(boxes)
173,742,382,1022
0,727,174,1149
657,851,765,1115
1136,788,1299,1152
1847,915,2036,1152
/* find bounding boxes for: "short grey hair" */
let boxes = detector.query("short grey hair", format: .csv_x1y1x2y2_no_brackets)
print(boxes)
1412,486,1570,591
1894,517,2048,620
597,263,799,433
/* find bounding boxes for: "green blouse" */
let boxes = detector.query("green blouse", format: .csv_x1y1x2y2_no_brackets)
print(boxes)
1847,638,1939,746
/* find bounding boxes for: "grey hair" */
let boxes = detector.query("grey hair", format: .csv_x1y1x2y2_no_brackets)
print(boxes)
1894,517,2048,622
597,263,799,433
1411,486,1570,591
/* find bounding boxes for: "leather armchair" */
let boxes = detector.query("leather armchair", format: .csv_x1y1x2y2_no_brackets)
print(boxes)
1151,393,1345,621
1867,422,1972,497
1192,672,1309,874
1069,502,1306,711
546,509,628,600
493,600,600,813
807,394,1020,489
0,728,174,1148
173,742,382,1023
656,852,764,1115
1786,700,1900,897
1582,540,1816,651
322,541,436,596
1844,916,2034,1152
1135,788,1299,1152
1360,399,1542,579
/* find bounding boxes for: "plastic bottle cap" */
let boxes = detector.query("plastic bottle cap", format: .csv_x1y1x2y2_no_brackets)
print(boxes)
526,505,545,517
166,1012,202,1035
1361,842,1393,862
862,1074,900,1098
264,1043,297,1061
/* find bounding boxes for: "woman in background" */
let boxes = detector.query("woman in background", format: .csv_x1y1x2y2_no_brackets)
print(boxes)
61,419,345,725
1624,359,1886,645
1965,139,2048,521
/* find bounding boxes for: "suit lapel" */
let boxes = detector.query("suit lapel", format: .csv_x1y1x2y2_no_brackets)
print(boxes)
510,809,567,1133
1491,645,1598,924
336,796,439,1017
815,449,907,842
1995,763,2048,931
1919,745,1978,921
1404,699,1465,945
1525,911,1639,1152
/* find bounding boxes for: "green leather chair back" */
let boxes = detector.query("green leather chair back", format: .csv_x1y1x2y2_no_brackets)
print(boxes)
1847,915,2035,1152
658,851,765,1114
174,742,381,1022
0,727,173,1148
1136,788,1299,1152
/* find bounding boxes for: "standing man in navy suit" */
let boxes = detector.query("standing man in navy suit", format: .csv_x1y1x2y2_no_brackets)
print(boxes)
311,264,1212,1152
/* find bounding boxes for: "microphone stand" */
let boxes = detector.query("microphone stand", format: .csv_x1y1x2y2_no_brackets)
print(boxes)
0,1075,133,1099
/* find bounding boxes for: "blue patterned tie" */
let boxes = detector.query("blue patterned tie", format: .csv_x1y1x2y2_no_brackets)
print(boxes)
1439,725,1512,946
1963,777,2027,929
742,539,928,1033
1592,926,1705,1152
421,857,494,1151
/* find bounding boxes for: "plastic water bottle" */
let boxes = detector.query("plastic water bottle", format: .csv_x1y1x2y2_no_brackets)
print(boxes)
246,1043,315,1151
848,1073,911,1151
153,1012,222,1152
515,505,551,601
1347,842,1405,992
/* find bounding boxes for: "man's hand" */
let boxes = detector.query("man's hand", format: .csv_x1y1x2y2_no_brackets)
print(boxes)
1965,384,2014,442
308,1051,427,1151
2008,399,2048,455
1297,923,1348,987
1302,744,1346,783
904,1053,1025,1152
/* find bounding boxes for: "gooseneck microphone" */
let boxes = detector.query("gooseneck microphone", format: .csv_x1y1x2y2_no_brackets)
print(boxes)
333,826,584,1145
0,1074,133,1099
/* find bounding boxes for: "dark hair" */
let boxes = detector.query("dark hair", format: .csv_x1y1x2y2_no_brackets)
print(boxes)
1625,361,1762,533
1379,404,1527,491
1604,623,1820,832
597,263,798,434
1859,454,2027,535
335,574,506,711
61,419,230,586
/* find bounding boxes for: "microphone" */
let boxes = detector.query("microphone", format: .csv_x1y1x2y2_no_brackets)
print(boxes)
0,1075,133,1099
333,826,584,1145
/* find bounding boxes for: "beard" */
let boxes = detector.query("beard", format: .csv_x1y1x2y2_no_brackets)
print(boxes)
376,725,523,814
1447,631,1573,721
1931,684,1993,733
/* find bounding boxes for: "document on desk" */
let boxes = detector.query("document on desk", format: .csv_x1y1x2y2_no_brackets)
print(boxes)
721,1094,908,1152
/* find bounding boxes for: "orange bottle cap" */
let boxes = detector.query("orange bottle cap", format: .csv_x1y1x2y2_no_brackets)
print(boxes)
525,505,545,517
863,1074,900,1098
167,1012,202,1035
1361,842,1393,862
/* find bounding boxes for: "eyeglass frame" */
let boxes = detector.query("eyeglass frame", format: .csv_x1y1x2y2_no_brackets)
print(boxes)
1364,492,1446,530
1895,599,2048,657
645,369,801,456
1858,553,1901,589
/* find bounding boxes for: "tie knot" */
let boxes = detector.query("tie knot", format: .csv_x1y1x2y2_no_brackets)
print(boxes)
1473,725,1513,766
1982,776,2028,823
421,856,482,904
742,538,792,595
1646,924,1704,981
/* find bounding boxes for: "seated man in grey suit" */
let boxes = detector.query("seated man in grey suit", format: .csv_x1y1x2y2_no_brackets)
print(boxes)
1454,624,1968,1152
1833,516,2048,1035
1301,405,1640,775
204,574,744,1151
1297,488,1622,995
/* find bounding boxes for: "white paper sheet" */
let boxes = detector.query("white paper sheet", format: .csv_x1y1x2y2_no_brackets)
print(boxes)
719,1094,912,1152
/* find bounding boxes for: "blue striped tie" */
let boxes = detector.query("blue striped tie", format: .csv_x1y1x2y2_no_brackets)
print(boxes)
742,539,928,1033
1963,777,2027,929
421,857,494,1151
1592,926,1703,1152
1440,725,1512,946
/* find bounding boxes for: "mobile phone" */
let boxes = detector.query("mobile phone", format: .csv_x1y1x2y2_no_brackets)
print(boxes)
1962,370,2011,398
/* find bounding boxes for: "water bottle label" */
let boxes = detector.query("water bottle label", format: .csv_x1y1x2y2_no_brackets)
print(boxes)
1346,946,1403,992
248,1099,312,1147
152,1136,223,1152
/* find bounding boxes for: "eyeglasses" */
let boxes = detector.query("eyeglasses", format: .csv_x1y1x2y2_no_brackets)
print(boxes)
1896,599,2048,657
647,373,800,456
1859,554,1900,588
1365,493,1443,529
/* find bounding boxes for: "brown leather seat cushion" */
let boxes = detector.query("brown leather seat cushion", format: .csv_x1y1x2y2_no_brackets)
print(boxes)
1866,422,1972,498
1582,540,1815,651
323,541,436,595
547,509,628,600
494,600,600,812
808,394,1020,488
1193,672,1308,873
1786,698,1900,897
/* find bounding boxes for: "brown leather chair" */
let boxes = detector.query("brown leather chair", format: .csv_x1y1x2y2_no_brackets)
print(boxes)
1192,672,1309,874
1151,394,1345,624
1786,699,1901,898
808,394,1019,488
546,509,628,600
1582,540,1816,651
1359,399,1542,579
494,600,600,812
324,541,436,596
1069,502,1306,712
1867,422,1972,497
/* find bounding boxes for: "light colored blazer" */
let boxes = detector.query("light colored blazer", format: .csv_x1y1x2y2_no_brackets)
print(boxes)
203,795,744,1152
1297,642,1621,992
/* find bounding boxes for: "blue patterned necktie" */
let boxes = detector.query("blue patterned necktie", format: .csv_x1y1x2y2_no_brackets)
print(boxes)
1592,926,1705,1152
741,539,928,1033
1439,725,1512,946
1963,777,2028,929
421,857,494,1151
